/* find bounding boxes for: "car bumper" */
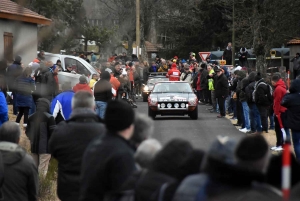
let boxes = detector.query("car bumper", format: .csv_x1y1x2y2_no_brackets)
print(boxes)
149,106,197,113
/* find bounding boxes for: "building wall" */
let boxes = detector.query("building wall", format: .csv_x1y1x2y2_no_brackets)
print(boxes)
0,19,38,66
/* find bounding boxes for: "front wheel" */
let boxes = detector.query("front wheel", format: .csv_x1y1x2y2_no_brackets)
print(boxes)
148,107,156,119
189,106,198,120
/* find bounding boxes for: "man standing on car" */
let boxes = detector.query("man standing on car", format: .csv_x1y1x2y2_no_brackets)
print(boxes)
215,68,229,118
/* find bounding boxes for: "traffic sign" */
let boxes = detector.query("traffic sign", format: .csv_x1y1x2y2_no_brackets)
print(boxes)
198,52,211,61
220,60,226,65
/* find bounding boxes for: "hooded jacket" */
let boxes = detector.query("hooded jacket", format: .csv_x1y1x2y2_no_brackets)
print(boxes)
180,71,193,84
15,76,35,108
49,108,105,201
273,79,287,116
281,79,300,130
51,90,75,121
94,72,113,101
245,72,257,104
167,64,180,81
6,61,23,91
215,73,229,98
0,142,38,201
26,98,56,154
73,83,92,94
0,91,8,126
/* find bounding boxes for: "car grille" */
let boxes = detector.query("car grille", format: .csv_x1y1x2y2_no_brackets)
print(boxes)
158,102,188,109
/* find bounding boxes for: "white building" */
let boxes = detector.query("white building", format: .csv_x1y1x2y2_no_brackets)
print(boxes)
0,0,51,65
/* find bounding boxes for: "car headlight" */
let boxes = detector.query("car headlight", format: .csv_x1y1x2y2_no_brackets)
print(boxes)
174,103,179,108
188,97,198,106
167,103,172,108
149,97,158,106
144,85,149,91
161,103,166,108
181,103,185,108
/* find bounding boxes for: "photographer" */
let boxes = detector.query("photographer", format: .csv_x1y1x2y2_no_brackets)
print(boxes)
238,47,248,67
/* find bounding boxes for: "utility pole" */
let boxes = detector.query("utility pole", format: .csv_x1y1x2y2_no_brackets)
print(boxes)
232,0,235,67
136,0,140,60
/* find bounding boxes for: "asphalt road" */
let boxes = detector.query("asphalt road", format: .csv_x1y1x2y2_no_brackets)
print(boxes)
135,98,243,150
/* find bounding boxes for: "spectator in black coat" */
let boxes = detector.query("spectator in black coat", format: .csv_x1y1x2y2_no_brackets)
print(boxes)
0,121,38,201
215,68,229,118
26,98,56,177
49,91,105,201
238,47,248,67
223,42,232,65
281,79,300,160
6,55,23,115
80,100,136,201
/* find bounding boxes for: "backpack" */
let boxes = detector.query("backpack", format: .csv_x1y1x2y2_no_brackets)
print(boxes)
252,81,273,106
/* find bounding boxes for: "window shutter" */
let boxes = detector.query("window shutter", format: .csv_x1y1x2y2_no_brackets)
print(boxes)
3,32,13,62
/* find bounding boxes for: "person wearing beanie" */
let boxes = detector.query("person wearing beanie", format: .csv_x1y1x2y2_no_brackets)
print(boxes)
73,76,92,94
94,71,113,119
7,55,23,115
167,63,181,81
173,135,280,201
26,98,55,177
281,79,300,159
51,82,75,124
253,72,273,133
80,100,136,201
49,91,105,201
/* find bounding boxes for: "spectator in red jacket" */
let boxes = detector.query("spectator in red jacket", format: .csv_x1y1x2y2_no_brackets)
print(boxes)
73,76,93,94
271,74,290,151
167,63,181,81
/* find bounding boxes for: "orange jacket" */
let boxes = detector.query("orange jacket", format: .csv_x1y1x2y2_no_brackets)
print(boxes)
167,64,180,81
73,83,93,94
110,75,120,90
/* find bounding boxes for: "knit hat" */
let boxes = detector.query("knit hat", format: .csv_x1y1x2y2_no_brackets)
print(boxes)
235,135,269,173
255,72,262,81
79,75,87,84
181,59,187,63
15,55,22,62
100,71,110,81
105,100,135,132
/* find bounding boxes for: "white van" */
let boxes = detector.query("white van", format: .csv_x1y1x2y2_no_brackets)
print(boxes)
43,52,99,88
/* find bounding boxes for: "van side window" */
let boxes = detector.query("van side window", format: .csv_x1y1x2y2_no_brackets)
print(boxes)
64,58,77,72
77,61,90,77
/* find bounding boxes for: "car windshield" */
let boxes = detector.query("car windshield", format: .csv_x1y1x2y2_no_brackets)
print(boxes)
152,82,193,93
148,77,169,85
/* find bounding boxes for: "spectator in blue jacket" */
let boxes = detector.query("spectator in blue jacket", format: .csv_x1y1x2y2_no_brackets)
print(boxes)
15,67,35,128
0,89,8,126
51,82,75,124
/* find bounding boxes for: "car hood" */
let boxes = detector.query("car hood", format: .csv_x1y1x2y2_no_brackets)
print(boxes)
152,93,192,102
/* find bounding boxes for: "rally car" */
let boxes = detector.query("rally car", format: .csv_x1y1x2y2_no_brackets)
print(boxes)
142,76,168,102
148,81,198,119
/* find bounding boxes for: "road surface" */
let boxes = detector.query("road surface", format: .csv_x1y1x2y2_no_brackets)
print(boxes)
135,99,243,150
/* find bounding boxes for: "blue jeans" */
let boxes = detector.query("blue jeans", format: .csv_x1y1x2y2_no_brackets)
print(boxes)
252,104,262,132
95,101,107,119
269,113,274,129
241,101,250,130
225,95,232,113
292,130,300,160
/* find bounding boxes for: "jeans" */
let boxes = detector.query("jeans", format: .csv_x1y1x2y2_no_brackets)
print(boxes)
232,100,237,118
258,105,268,132
274,112,290,146
225,95,232,113
211,91,217,110
237,101,244,127
218,96,226,116
291,130,300,160
241,101,250,130
95,101,107,119
251,104,262,132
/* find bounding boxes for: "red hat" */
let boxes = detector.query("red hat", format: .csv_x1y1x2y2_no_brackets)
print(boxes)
174,56,178,59
171,63,177,68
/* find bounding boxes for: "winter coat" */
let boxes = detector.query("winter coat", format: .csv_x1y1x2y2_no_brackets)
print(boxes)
273,79,287,116
167,66,181,81
245,81,255,104
121,170,177,201
254,79,273,106
51,90,75,121
223,47,232,64
94,79,113,102
35,67,58,101
110,75,121,90
281,79,300,131
0,142,38,201
291,56,300,71
180,72,193,84
79,132,137,201
49,108,105,201
0,90,8,126
26,98,55,154
15,76,35,108
239,78,249,102
158,64,168,72
238,50,248,62
149,65,158,72
73,83,92,94
207,69,215,91
215,74,229,98
6,61,22,91
199,69,208,90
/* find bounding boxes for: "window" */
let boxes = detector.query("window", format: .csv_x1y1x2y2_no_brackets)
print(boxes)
64,58,90,77
3,32,13,62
